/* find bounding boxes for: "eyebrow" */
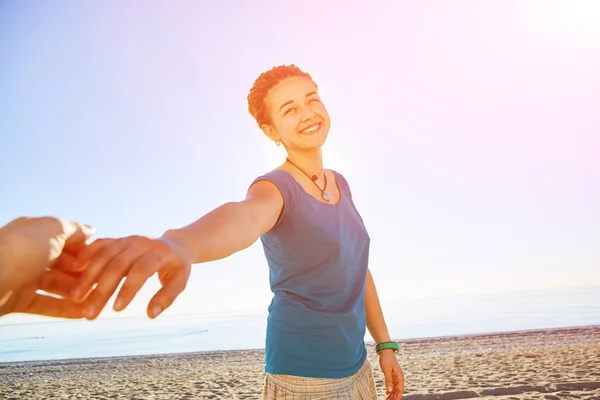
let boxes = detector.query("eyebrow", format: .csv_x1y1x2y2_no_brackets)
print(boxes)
278,91,318,112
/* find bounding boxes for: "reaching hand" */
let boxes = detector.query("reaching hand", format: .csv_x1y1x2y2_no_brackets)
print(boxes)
0,217,95,317
69,234,193,319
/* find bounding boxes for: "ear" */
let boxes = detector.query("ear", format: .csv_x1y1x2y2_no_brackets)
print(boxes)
261,124,279,143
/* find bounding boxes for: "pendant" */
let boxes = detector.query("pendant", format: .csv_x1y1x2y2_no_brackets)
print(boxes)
322,192,331,202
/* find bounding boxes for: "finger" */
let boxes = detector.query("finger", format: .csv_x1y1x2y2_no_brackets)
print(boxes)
37,269,82,299
61,220,95,249
386,385,397,400
392,369,404,400
387,386,402,400
82,242,151,320
70,238,122,300
113,266,154,313
71,237,117,273
386,388,398,400
393,386,403,400
16,293,85,318
48,219,94,262
62,240,89,258
60,222,94,259
383,368,394,395
112,248,170,312
51,252,79,273
147,271,188,318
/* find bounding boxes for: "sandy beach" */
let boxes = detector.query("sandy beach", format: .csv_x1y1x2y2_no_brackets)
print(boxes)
1,325,598,399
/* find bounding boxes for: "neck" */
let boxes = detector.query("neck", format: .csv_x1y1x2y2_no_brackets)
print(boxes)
285,148,324,175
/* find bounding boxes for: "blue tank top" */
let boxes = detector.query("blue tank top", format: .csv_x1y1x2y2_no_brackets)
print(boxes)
251,169,371,378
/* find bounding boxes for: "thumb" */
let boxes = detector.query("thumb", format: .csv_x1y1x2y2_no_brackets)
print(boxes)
62,221,95,247
147,271,188,319
61,221,95,254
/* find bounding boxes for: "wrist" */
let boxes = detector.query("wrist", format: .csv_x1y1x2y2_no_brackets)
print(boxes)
160,230,194,264
376,340,400,355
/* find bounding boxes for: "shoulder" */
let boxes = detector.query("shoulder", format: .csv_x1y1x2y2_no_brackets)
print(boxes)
242,171,289,235
247,169,296,202
249,169,292,191
247,170,297,234
329,169,350,187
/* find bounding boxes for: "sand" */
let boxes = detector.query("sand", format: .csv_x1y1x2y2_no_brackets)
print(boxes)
1,325,599,399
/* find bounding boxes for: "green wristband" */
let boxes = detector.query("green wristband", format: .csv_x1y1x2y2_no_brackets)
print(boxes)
376,341,400,354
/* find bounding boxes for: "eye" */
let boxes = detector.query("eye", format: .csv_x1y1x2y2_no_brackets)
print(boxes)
309,98,320,104
284,107,296,115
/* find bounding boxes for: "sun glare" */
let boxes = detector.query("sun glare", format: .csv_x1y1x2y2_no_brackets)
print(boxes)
520,1,600,40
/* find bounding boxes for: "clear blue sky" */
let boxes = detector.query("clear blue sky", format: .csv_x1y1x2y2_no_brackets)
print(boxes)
1,1,599,323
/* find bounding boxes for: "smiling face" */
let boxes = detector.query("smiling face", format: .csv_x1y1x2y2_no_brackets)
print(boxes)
261,76,331,152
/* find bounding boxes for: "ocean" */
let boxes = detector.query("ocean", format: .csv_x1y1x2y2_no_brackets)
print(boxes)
1,285,599,363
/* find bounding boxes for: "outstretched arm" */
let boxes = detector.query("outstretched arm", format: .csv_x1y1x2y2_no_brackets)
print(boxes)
163,180,283,264
70,179,283,320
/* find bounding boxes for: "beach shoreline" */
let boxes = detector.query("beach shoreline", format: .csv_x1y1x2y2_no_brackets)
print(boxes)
2,325,599,399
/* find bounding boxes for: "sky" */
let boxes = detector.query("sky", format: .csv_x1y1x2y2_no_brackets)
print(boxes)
1,1,599,324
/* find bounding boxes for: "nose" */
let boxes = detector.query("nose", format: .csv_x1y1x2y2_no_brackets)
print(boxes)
301,105,317,121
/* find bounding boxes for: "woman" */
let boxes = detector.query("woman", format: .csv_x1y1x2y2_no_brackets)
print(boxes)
70,65,405,399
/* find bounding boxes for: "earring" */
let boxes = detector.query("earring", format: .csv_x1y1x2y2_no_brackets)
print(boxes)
275,139,281,146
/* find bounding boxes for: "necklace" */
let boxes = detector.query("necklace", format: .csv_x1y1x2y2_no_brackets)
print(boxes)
285,158,331,202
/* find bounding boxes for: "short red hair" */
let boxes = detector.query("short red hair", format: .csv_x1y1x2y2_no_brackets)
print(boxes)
247,64,318,128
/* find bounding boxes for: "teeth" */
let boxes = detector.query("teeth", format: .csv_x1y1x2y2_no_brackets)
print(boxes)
302,124,320,133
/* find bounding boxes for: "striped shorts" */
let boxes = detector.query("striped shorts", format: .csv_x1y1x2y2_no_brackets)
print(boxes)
263,360,378,399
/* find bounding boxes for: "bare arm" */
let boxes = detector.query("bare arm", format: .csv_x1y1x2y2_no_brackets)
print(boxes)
366,268,405,399
162,179,284,264
365,268,392,343
71,179,284,319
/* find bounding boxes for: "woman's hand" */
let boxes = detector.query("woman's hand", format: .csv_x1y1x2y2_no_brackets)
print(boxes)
69,234,193,320
379,350,405,400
